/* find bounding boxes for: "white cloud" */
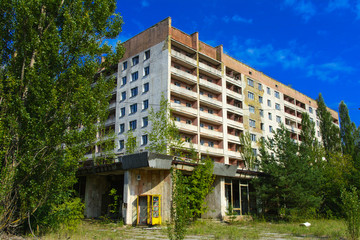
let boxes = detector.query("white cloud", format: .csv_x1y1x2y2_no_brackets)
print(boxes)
222,15,253,24
283,0,316,21
356,0,360,19
307,61,354,83
141,0,149,7
326,0,350,12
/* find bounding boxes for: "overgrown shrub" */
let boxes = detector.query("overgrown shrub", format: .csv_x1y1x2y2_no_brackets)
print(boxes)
341,186,360,240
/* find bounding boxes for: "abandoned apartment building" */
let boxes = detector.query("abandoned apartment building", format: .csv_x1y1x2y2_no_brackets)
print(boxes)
76,17,339,225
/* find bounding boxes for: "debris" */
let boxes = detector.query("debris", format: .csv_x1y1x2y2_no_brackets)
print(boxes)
300,222,311,227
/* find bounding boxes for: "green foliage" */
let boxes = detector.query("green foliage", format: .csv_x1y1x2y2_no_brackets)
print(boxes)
339,101,357,156
125,130,138,154
254,125,323,220
50,197,84,232
341,186,360,240
108,188,119,216
239,131,256,169
146,94,184,155
317,93,341,156
168,169,190,240
187,156,215,220
226,204,237,224
0,0,123,233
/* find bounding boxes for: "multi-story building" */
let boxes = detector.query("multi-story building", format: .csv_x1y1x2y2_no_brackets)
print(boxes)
79,17,339,225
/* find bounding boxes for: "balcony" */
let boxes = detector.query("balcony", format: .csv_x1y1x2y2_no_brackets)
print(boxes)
108,101,116,111
175,121,198,134
199,62,222,77
105,117,115,126
200,127,223,139
227,134,240,143
171,50,197,66
183,142,198,150
170,84,197,100
227,119,243,129
226,76,242,87
171,102,198,117
200,145,224,155
199,95,222,108
171,67,197,83
199,78,222,93
227,150,242,159
226,89,243,101
199,111,222,123
226,104,243,115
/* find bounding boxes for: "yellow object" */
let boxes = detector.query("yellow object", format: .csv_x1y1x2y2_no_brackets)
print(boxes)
137,195,161,225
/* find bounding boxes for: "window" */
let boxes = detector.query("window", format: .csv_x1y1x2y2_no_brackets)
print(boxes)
130,103,137,114
275,103,280,110
276,116,281,123
119,140,124,150
121,91,126,101
258,83,262,91
122,76,127,86
200,107,204,111
174,99,181,104
316,120,319,126
248,91,254,100
252,148,257,156
129,120,137,130
310,117,314,122
208,125,214,130
144,50,150,60
185,136,191,143
208,109,214,114
175,116,180,122
120,107,125,117
268,112,272,120
144,66,150,76
186,119,192,124
123,61,127,71
249,105,255,114
247,78,254,87
119,123,125,134
131,71,138,81
132,56,139,66
186,86,192,90
249,119,256,128
250,133,256,142
142,135,148,145
143,82,149,93
309,107,313,113
260,109,264,117
261,123,264,130
208,93,213,98
186,102,192,107
259,96,263,103
142,117,148,127
267,99,271,107
317,131,320,137
131,87,138,97
267,87,271,94
275,91,280,98
175,82,181,87
208,141,214,147
143,100,149,110
200,91,204,95
200,123,204,128
269,125,273,132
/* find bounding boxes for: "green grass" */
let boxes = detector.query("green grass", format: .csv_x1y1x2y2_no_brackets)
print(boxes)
31,218,347,240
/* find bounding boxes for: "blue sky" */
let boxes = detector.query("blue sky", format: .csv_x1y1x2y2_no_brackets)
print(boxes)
114,0,360,126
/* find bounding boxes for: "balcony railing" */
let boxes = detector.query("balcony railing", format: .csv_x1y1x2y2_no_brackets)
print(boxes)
171,67,197,83
200,145,224,155
199,95,222,108
171,50,197,66
175,121,198,133
226,76,242,86
171,102,198,116
105,117,115,126
199,78,222,93
226,89,243,101
108,101,116,110
200,127,223,139
199,62,222,77
227,134,240,143
199,111,222,123
226,104,243,115
170,84,197,100
227,118,243,128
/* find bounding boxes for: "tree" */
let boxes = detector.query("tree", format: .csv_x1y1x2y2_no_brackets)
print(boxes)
125,130,138,154
254,125,323,219
0,0,123,233
339,101,357,156
316,93,341,156
341,186,360,240
145,94,184,155
239,131,256,169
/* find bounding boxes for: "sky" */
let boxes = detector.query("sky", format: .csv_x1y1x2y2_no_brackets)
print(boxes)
113,0,360,126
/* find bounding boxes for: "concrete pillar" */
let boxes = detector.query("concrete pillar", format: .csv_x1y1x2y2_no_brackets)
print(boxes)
84,175,108,218
123,170,132,225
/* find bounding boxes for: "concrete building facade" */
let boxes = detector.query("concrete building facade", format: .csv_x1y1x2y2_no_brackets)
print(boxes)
79,17,339,225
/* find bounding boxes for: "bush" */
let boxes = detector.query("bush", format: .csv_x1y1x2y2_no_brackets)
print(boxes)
341,186,360,240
